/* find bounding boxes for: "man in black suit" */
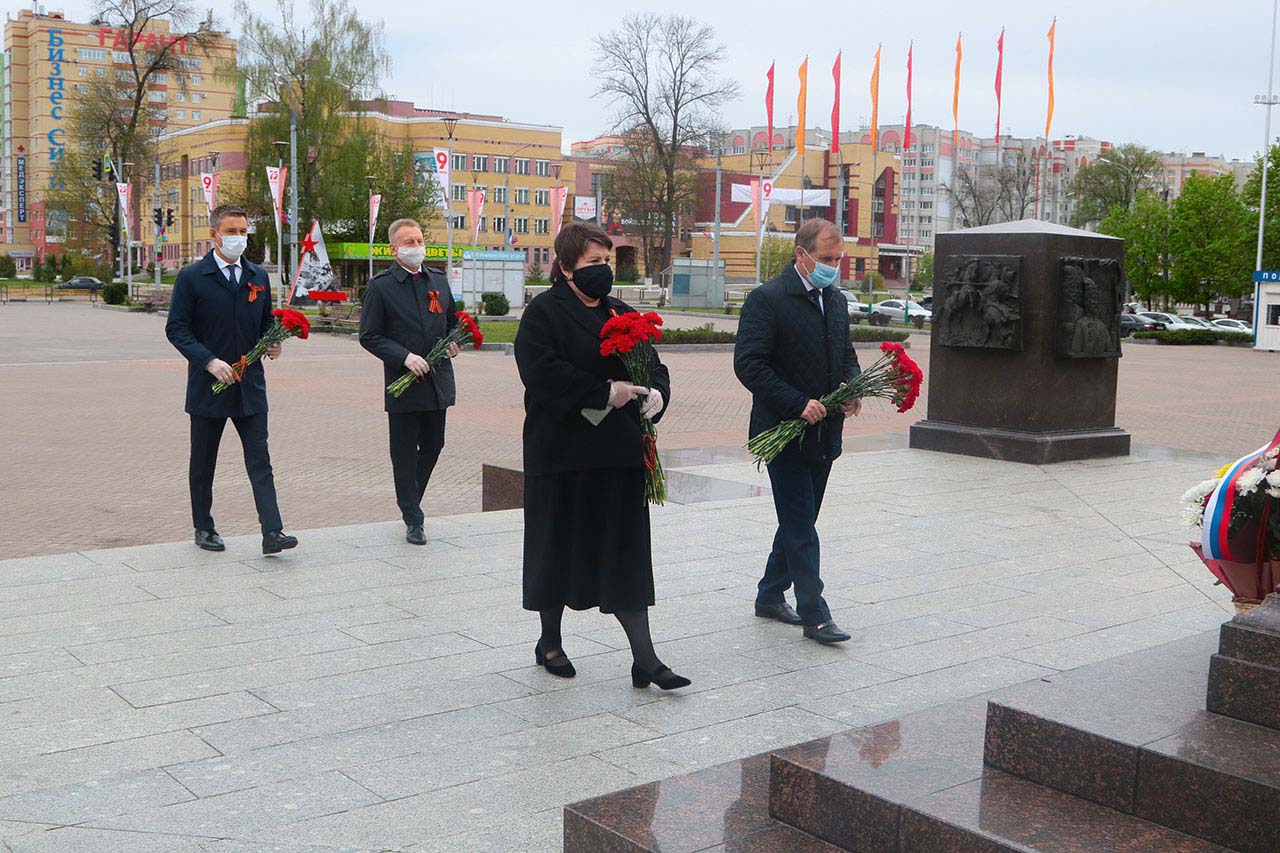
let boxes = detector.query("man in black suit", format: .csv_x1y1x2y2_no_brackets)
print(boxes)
359,218,460,545
734,219,860,644
165,204,298,556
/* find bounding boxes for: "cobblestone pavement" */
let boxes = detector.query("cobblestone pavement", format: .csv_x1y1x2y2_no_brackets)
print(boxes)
2,303,1278,559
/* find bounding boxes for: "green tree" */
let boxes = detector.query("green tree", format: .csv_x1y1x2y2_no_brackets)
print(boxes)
1168,173,1252,310
233,0,431,244
1241,142,1280,269
1099,191,1172,307
756,234,793,282
1069,143,1164,227
914,253,935,288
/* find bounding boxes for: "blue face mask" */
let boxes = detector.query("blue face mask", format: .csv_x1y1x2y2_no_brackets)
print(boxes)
803,249,841,288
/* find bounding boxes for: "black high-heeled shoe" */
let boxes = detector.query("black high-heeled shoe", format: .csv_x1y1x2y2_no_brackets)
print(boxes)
631,662,691,690
535,641,576,678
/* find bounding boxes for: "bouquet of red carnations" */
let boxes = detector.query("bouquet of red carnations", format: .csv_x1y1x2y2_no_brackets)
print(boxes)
212,308,310,394
746,341,923,467
387,311,484,398
600,311,667,505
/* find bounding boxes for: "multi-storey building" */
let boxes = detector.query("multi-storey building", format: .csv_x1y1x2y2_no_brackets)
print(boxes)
151,101,572,276
2,8,238,268
1161,151,1255,198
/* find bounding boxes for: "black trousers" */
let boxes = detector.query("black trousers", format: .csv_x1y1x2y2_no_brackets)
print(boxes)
757,457,833,626
388,410,447,526
189,413,283,535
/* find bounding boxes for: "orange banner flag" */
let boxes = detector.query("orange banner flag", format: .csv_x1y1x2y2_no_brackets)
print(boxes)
1045,19,1056,139
831,51,841,154
953,33,963,152
869,45,881,150
796,57,808,153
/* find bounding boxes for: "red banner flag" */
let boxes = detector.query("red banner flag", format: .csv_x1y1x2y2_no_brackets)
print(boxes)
796,57,808,153
904,42,914,151
995,28,1005,145
870,45,881,150
831,51,842,154
1045,19,1057,139
765,61,775,154
953,34,963,153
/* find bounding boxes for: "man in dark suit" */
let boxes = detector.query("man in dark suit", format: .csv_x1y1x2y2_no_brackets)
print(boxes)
734,218,860,644
359,218,460,545
165,204,298,556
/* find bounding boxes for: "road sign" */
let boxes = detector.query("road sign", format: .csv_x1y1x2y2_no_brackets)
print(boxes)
1253,270,1280,282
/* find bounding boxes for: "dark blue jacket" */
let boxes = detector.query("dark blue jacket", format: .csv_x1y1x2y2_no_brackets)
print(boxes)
734,264,860,463
165,251,274,418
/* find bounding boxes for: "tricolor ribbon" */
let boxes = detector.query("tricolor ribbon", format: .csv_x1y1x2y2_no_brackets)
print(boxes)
1201,427,1280,561
427,290,443,314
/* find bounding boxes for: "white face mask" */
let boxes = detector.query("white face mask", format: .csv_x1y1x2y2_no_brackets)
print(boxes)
218,234,247,261
397,246,426,269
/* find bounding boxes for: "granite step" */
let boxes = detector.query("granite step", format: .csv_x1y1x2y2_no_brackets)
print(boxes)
563,753,842,853
897,767,1229,852
983,634,1280,852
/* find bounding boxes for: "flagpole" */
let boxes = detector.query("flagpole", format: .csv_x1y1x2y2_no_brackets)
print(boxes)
1256,0,1279,343
712,132,722,290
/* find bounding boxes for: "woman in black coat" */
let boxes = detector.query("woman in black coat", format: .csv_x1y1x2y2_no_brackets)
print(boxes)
514,223,689,690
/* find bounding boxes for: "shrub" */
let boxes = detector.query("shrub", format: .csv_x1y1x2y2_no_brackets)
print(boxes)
527,258,545,283
850,327,910,342
1132,329,1247,345
616,262,639,283
101,282,128,305
480,291,510,316
0,253,16,278
657,324,736,345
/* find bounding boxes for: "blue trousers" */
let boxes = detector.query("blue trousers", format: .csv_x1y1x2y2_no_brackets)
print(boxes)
756,457,833,626
189,413,282,535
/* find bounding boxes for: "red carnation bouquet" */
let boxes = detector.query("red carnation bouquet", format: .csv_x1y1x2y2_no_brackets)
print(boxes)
600,311,667,505
747,341,924,467
387,310,485,398
212,308,310,394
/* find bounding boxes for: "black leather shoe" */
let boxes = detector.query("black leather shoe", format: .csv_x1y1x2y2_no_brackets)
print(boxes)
262,530,298,555
194,529,225,552
406,524,427,546
535,641,576,678
755,601,803,625
803,621,852,644
632,663,691,690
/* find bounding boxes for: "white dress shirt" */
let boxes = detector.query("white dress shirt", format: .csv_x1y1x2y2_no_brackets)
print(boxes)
794,263,824,314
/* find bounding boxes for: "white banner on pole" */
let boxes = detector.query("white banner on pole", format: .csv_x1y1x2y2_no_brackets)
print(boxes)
200,172,219,214
266,166,286,224
573,197,597,220
432,148,451,210
731,183,827,207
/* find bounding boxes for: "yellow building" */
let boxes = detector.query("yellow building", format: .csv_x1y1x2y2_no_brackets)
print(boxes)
2,8,239,268
690,140,909,284
152,102,573,275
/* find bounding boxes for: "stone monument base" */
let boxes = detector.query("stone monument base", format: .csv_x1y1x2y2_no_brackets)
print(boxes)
909,419,1131,464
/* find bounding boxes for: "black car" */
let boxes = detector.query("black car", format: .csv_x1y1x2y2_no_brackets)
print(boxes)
1119,313,1164,337
54,276,105,291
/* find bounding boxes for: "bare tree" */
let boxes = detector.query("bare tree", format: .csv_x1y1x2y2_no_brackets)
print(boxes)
594,14,739,277
995,150,1038,222
944,150,1040,230
944,166,1000,228
48,0,219,259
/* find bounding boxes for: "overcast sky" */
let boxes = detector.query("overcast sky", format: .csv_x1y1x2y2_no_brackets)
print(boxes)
55,0,1278,160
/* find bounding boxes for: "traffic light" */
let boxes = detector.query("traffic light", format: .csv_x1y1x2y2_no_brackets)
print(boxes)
104,163,115,183
152,208,164,229
107,223,120,253
91,158,103,181
165,208,174,227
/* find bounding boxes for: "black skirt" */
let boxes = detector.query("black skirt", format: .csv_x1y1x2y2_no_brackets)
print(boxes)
522,468,655,613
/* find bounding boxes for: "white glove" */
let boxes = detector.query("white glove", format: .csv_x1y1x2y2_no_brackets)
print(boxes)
640,388,664,419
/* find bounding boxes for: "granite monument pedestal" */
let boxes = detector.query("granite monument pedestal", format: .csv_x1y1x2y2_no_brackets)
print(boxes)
909,220,1131,464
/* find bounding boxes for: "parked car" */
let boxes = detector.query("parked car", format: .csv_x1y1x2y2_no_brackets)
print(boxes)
1178,316,1218,329
870,299,932,327
1138,311,1204,331
842,291,870,322
1213,318,1251,332
54,276,104,291
919,295,933,309
1119,314,1164,337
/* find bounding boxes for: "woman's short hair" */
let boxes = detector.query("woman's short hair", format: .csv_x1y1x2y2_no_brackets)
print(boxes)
552,222,613,285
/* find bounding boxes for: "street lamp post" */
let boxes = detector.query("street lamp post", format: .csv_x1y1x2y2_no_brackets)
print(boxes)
365,175,376,286
1255,0,1280,342
442,118,459,283
711,133,723,292
272,141,288,306
123,161,134,297
751,149,770,284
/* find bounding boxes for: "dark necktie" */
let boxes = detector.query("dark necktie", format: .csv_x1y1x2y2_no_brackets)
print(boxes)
227,264,238,289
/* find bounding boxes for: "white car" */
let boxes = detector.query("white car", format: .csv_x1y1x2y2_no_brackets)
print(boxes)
870,299,932,325
1213,318,1251,332
1138,311,1205,331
